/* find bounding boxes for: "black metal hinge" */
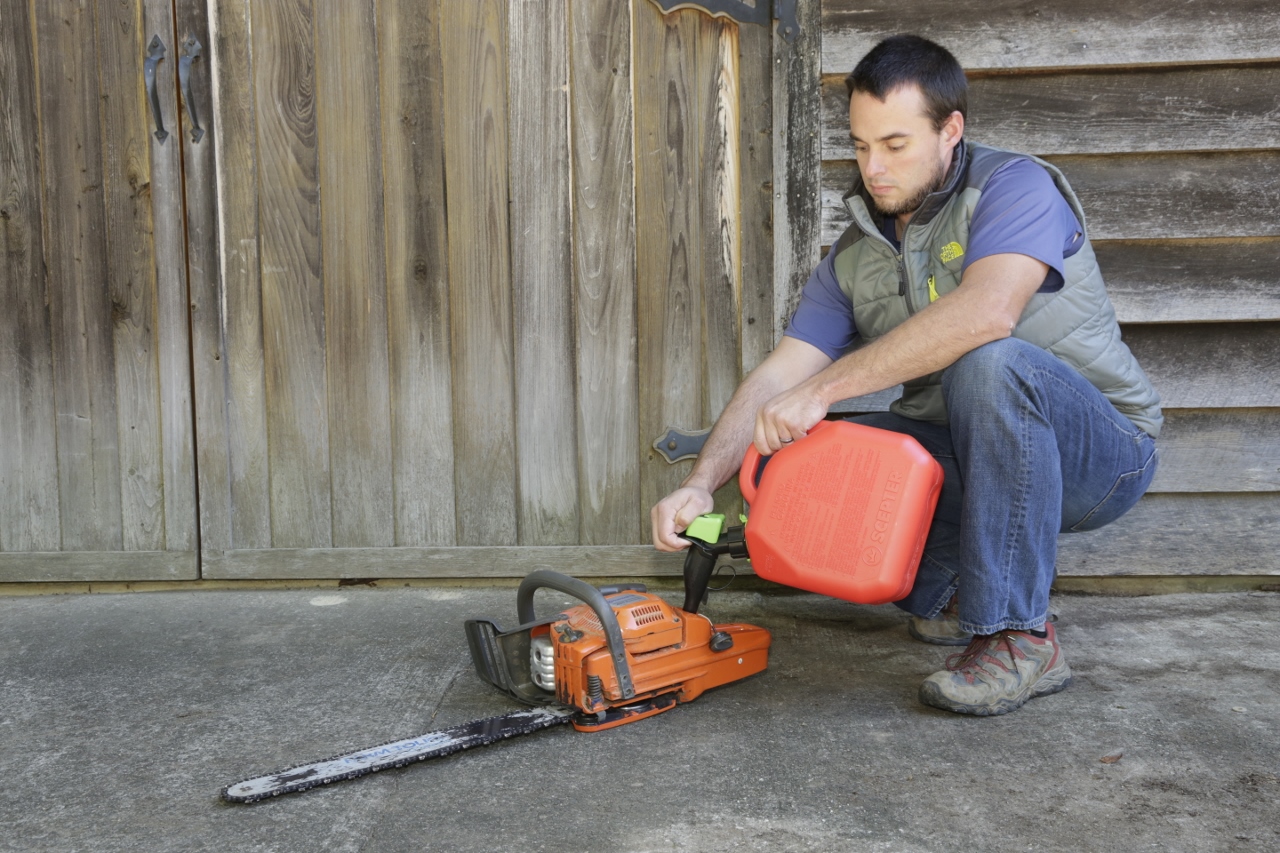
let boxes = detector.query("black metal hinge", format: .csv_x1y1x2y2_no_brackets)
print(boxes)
648,0,800,43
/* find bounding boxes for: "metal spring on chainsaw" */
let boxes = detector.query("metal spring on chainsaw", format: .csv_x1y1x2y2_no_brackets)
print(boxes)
587,674,603,704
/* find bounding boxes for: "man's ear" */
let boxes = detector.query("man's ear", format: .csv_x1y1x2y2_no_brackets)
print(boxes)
941,111,965,150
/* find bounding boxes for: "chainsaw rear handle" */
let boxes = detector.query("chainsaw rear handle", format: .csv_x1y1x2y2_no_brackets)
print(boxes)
516,570,635,700
738,418,833,504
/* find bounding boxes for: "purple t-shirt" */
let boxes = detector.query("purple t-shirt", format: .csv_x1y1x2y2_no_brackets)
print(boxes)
785,158,1085,361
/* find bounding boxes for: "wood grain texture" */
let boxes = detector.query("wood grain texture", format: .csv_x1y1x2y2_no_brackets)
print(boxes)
822,65,1280,160
699,22,742,431
99,0,165,552
202,545,685,579
1126,323,1280,410
378,0,457,546
315,0,394,547
1056,494,1280,576
1149,409,1280,493
154,0,203,555
772,0,821,339
508,0,578,545
821,151,1280,245
35,1,123,550
254,0,332,547
201,0,272,552
821,0,1280,73
569,0,641,545
633,4,710,519
0,0,60,551
737,20,773,374
0,551,198,583
440,0,518,545
1098,239,1280,324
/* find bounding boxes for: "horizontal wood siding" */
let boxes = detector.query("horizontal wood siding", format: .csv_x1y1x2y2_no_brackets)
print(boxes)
822,0,1280,72
818,0,1280,577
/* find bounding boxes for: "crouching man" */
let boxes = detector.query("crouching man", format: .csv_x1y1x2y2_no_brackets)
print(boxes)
651,35,1161,716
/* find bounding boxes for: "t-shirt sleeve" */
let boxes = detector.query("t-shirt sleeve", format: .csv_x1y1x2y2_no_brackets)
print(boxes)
782,247,859,361
964,158,1085,293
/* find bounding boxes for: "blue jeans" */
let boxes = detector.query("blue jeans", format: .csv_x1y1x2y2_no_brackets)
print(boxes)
846,338,1159,635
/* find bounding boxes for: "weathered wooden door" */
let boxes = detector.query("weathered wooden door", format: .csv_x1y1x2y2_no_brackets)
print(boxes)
0,0,209,582
195,0,776,580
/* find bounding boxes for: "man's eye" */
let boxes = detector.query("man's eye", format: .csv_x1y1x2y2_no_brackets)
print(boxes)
889,144,905,152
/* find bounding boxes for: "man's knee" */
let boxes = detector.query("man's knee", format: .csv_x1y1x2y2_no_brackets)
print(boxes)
941,338,1042,404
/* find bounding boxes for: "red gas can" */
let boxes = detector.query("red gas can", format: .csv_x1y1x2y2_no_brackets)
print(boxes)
738,420,944,604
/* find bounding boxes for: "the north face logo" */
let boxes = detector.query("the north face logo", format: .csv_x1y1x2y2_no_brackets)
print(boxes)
939,242,964,263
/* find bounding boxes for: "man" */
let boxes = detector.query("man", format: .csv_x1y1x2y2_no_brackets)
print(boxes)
651,35,1161,716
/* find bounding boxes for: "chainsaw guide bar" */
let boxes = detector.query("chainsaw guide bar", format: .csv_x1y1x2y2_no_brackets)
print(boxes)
221,706,573,803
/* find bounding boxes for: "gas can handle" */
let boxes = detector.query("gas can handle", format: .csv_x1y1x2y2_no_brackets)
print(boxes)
739,445,763,505
738,420,832,504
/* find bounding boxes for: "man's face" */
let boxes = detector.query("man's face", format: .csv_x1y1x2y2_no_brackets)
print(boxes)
848,84,963,220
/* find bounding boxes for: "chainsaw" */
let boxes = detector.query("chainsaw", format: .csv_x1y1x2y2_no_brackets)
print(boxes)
222,516,765,802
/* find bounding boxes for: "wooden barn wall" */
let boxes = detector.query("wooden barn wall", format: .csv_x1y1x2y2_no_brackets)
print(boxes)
196,0,775,579
813,0,1280,576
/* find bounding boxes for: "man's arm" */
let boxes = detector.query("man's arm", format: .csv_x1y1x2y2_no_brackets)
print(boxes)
754,252,1049,453
650,336,832,551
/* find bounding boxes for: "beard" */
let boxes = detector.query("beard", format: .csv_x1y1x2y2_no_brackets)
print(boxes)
871,156,949,218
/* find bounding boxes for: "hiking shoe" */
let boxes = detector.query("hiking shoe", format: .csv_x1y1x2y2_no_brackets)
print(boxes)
918,622,1072,716
908,596,973,646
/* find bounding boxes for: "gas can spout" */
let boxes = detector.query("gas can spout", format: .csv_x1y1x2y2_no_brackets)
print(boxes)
679,522,747,615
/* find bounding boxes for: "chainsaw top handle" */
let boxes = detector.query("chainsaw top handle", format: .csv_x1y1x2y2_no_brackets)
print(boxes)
516,570,636,700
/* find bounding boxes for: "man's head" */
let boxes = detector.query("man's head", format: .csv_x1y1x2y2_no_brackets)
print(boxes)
846,35,967,220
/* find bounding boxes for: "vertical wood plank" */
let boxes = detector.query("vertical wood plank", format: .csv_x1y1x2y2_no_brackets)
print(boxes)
439,0,518,546
152,0,210,558
98,0,165,551
254,0,331,547
0,0,60,551
34,1,123,550
737,20,773,374
633,3,719,520
772,0,822,337
699,20,741,426
378,0,457,546
508,0,577,545
315,0,393,547
569,0,641,544
202,0,271,552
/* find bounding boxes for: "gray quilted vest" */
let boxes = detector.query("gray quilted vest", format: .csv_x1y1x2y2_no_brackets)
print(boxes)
831,139,1163,437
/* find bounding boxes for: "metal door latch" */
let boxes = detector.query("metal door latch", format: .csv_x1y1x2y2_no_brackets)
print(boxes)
652,426,712,464
647,0,801,43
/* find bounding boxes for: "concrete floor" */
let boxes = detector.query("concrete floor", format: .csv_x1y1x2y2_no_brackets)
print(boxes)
1,584,1277,852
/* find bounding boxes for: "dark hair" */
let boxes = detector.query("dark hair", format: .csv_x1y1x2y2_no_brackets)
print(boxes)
845,35,967,131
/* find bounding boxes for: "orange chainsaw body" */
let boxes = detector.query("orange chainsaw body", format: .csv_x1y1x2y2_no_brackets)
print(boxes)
541,591,770,731
466,574,770,733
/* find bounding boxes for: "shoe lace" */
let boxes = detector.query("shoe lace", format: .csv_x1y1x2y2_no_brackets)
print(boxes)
944,632,1028,681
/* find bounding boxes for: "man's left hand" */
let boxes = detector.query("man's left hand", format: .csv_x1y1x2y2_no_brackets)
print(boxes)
754,383,828,455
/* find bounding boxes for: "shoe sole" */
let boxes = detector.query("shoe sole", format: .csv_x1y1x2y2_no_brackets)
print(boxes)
918,662,1074,717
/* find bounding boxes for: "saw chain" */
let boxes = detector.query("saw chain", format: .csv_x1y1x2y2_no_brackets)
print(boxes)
221,705,573,803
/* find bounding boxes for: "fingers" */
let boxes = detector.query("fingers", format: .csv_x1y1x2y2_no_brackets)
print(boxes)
650,487,714,551
753,404,807,456
754,387,827,455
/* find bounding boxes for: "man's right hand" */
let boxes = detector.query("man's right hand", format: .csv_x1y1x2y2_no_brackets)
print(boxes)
650,486,715,551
